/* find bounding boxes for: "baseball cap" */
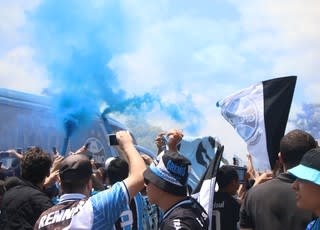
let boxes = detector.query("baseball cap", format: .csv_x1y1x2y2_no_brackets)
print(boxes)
59,154,92,182
143,151,191,196
288,148,320,185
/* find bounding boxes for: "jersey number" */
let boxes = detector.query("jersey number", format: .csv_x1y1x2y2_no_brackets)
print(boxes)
212,210,221,230
120,210,133,228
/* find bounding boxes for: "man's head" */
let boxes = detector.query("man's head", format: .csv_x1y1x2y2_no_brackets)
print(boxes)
279,129,317,169
105,157,129,185
216,166,239,195
289,148,320,216
21,147,52,185
143,151,191,204
59,154,92,195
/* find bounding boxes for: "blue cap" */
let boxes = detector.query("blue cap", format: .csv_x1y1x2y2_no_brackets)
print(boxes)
288,148,320,186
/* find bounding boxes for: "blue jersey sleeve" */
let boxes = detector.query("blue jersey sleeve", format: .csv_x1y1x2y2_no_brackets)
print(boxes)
90,181,130,230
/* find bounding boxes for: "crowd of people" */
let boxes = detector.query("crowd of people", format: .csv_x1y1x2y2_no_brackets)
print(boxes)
0,128,319,230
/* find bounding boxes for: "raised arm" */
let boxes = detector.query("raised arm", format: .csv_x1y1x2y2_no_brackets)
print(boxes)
7,149,23,160
155,129,183,155
166,129,183,152
116,130,146,199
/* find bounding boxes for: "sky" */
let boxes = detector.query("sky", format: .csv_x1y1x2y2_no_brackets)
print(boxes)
0,0,319,167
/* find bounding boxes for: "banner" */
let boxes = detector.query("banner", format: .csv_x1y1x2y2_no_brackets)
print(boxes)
178,136,221,189
217,76,297,170
191,144,224,230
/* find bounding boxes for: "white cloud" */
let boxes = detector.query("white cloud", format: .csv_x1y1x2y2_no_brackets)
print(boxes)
0,46,50,94
112,0,320,103
0,0,48,94
234,0,320,101
108,44,167,95
0,0,41,52
271,50,319,83
304,83,320,103
193,45,246,75
145,106,184,131
111,2,244,94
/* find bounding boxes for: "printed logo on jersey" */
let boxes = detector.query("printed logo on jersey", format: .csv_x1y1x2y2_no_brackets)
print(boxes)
173,219,182,230
38,200,86,228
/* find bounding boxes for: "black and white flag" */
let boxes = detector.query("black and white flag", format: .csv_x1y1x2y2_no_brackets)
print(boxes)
192,143,224,230
217,76,297,170
178,136,219,189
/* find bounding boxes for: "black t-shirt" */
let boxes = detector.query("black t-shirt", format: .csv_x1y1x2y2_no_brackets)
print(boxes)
240,173,313,230
160,197,209,230
212,191,240,230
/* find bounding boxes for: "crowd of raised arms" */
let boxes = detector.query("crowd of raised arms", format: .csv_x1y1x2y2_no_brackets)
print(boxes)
0,128,319,230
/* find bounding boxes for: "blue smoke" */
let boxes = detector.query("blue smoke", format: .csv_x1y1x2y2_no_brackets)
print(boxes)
28,1,202,134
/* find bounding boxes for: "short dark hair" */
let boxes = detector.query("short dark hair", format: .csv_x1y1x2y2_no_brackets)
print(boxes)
280,129,317,168
216,166,239,189
61,177,91,193
105,158,128,185
21,147,52,185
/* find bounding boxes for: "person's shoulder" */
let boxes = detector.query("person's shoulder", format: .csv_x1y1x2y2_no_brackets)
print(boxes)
214,191,236,203
167,199,198,216
250,174,295,196
188,197,208,213
23,186,53,209
4,176,22,190
218,193,240,211
162,210,208,230
134,191,144,200
246,177,279,197
165,198,208,227
215,191,235,199
89,181,129,213
214,191,226,198
4,180,42,199
93,181,128,198
27,186,51,200
36,204,58,222
276,173,296,184
228,195,240,207
133,192,144,206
